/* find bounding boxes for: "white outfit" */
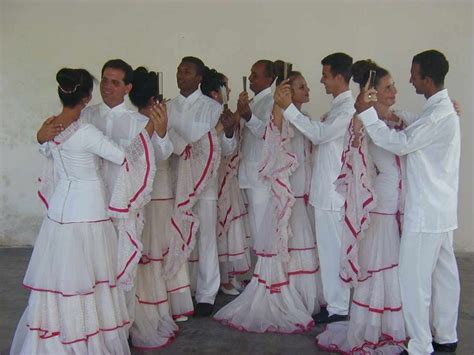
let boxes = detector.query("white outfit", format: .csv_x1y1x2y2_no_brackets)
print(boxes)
214,118,323,333
358,89,460,355
238,87,274,247
81,102,172,197
167,88,234,305
81,101,173,340
11,122,137,354
283,90,354,316
216,127,251,284
317,115,407,354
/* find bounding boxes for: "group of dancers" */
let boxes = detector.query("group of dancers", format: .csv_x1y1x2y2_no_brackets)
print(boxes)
10,49,461,355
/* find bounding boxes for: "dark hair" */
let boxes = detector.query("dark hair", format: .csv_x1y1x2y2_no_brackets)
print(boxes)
56,68,94,108
273,60,300,86
129,67,158,109
351,59,389,88
101,59,133,85
321,52,353,83
254,59,275,79
201,67,226,98
181,56,205,77
412,50,449,87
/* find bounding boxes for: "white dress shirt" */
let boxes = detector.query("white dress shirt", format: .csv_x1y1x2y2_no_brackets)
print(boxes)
283,90,355,210
167,88,235,200
239,86,274,189
81,102,173,195
358,89,460,233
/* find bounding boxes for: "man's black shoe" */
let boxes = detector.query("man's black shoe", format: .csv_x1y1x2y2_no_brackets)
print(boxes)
313,309,348,324
432,341,457,352
195,302,214,317
399,350,408,355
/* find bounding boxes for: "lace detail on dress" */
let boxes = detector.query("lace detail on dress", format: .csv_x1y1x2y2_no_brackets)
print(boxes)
164,130,221,279
108,131,157,291
257,118,298,261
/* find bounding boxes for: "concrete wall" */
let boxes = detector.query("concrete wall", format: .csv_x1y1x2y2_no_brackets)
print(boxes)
1,0,473,251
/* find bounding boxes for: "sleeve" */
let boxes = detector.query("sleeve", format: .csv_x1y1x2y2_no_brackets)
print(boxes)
283,103,351,145
82,124,125,165
151,131,173,160
358,107,438,156
244,113,267,139
220,132,237,157
38,142,52,158
168,127,189,155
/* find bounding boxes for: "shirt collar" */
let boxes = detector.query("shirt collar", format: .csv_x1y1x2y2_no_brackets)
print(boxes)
99,101,127,116
423,89,448,111
252,87,272,105
332,90,353,106
178,88,202,106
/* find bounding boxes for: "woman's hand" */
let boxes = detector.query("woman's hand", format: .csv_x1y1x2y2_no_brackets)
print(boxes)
149,102,168,138
274,79,292,110
351,114,363,148
271,104,284,132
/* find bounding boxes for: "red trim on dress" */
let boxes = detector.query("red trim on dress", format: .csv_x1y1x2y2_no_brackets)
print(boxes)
23,279,116,297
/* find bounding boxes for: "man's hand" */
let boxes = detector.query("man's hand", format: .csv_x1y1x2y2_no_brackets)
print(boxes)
274,79,292,110
237,91,252,121
354,79,378,114
220,108,236,138
150,102,168,138
37,116,63,144
451,99,462,116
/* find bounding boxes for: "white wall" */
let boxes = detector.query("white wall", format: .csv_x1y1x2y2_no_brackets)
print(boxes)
1,0,473,251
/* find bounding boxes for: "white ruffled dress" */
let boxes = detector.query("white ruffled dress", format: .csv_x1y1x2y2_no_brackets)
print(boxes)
316,117,407,354
11,121,156,354
216,127,251,284
214,119,323,333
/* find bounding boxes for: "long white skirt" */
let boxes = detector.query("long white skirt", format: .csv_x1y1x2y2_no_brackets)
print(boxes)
214,199,323,333
10,217,130,355
131,198,193,349
316,213,406,354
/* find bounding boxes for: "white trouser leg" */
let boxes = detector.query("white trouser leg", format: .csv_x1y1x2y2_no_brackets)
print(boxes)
314,208,349,316
244,188,270,247
399,231,459,355
431,231,460,345
195,199,220,304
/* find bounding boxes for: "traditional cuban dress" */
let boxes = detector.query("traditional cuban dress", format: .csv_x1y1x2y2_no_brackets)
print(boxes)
316,115,407,354
11,120,155,354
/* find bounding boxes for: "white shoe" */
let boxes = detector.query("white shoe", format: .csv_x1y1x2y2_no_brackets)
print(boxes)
220,285,240,296
175,315,188,322
231,278,245,292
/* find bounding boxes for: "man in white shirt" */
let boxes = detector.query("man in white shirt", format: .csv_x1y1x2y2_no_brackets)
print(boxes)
81,59,172,195
237,60,275,248
355,50,460,355
167,56,236,317
274,53,354,323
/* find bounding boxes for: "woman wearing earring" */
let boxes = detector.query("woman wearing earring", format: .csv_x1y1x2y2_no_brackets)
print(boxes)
11,68,159,354
316,60,407,354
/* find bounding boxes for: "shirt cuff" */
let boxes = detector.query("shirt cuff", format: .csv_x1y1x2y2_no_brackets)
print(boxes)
222,131,235,141
283,103,301,122
358,107,379,126
245,114,260,129
153,131,170,145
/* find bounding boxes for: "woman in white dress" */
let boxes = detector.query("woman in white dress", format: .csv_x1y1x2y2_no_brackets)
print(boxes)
316,60,407,354
213,69,323,333
126,67,193,350
11,68,159,354
200,68,251,296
